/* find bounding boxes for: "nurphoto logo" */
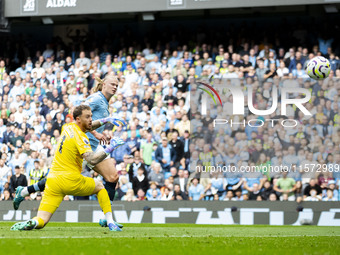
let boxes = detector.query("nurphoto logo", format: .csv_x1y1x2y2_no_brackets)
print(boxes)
198,79,312,128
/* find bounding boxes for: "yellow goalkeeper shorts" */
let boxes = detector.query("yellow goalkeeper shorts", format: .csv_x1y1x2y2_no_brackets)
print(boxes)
39,173,96,214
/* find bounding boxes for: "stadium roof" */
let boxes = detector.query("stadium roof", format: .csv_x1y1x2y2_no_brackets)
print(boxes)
5,0,340,18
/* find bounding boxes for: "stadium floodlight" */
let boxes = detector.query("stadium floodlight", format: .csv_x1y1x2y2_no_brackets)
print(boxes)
42,17,54,25
142,13,155,21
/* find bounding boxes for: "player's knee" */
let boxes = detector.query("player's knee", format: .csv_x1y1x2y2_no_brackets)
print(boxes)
98,182,105,190
95,180,105,191
106,173,118,183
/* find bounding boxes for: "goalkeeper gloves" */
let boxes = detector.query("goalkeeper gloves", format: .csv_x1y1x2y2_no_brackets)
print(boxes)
99,117,127,127
104,137,125,155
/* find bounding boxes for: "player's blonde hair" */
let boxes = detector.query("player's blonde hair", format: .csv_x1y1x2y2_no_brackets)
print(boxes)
93,77,104,92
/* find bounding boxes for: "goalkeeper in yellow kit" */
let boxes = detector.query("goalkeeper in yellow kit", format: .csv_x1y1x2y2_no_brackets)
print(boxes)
11,105,125,232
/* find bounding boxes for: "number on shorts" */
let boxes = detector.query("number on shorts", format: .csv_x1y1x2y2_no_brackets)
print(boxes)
59,135,66,154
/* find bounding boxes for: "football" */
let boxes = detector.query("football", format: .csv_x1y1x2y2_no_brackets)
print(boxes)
306,56,331,80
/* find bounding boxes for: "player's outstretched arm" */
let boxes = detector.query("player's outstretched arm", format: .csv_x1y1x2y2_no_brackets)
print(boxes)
89,120,106,131
83,150,108,166
99,117,127,128
83,137,125,165
88,118,127,132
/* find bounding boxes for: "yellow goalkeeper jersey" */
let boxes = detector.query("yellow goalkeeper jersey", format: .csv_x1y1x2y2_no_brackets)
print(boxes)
50,123,92,176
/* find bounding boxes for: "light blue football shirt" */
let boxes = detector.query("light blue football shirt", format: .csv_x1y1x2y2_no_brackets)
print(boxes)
84,91,109,151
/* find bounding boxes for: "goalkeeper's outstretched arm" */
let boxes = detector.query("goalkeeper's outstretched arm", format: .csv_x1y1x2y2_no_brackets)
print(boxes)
88,117,127,132
82,137,125,166
83,150,108,166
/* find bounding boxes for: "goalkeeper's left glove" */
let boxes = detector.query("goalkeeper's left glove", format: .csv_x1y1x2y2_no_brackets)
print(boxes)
104,137,125,155
99,117,127,127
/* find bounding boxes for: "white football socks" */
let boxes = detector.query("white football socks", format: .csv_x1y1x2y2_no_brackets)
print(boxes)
32,219,39,229
105,212,114,225
20,187,29,197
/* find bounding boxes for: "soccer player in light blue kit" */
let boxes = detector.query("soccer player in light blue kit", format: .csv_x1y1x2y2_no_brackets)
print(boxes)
84,75,125,200
13,75,126,228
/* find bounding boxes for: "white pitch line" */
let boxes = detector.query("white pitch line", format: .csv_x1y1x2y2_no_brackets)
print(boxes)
1,235,340,239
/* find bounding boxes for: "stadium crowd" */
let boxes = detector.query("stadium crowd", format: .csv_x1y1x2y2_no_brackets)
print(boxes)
0,23,340,203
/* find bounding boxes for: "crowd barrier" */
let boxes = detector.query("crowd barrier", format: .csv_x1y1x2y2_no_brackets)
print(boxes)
1,201,340,226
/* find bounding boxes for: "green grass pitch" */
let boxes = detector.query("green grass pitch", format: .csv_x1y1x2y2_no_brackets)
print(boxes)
0,222,339,255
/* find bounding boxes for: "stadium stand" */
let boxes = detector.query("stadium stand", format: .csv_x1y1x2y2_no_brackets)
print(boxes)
0,19,339,203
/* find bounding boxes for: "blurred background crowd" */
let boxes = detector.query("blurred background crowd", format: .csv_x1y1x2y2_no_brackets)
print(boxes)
0,19,340,203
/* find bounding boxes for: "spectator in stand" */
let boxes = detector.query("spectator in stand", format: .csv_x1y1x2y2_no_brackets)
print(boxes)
121,189,137,202
173,169,188,193
9,165,27,197
169,131,185,169
132,167,149,195
128,154,146,181
136,189,147,201
322,188,337,201
161,187,173,201
209,171,226,199
146,182,161,200
268,193,278,201
188,178,205,201
248,183,262,200
172,184,188,200
147,189,161,201
304,188,322,201
255,59,268,84
276,60,289,77
322,180,338,200
75,51,91,70
260,180,275,201
155,137,176,172
294,180,304,203
148,162,164,188
223,191,234,201
140,133,154,167
231,190,243,201
0,159,12,194
303,179,322,200
28,160,47,187
1,187,12,201
274,171,296,201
